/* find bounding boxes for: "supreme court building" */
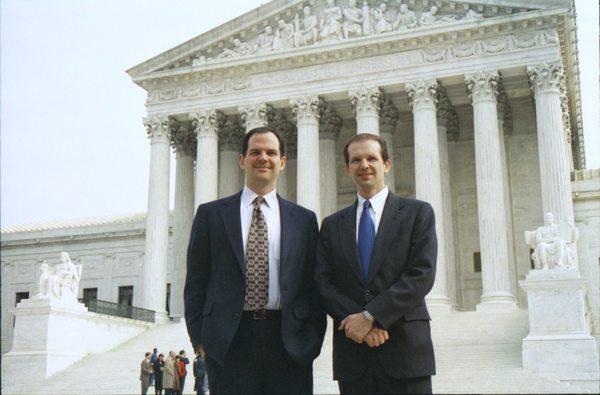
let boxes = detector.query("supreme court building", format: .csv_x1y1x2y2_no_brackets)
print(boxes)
2,0,599,393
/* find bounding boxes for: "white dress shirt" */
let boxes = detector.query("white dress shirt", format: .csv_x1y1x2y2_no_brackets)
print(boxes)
240,186,282,310
356,186,389,242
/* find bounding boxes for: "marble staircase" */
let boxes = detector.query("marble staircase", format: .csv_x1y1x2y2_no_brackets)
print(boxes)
1,309,591,394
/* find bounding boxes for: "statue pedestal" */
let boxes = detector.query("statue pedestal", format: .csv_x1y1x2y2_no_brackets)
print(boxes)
2,297,89,382
520,268,599,391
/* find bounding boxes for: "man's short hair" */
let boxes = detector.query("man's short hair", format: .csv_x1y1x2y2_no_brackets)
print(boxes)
241,126,286,158
145,352,151,357
179,350,185,355
343,133,390,166
153,348,157,352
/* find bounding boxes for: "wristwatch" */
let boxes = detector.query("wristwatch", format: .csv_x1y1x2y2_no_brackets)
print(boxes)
362,310,374,322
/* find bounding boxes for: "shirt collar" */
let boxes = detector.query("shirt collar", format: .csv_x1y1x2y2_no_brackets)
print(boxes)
357,186,389,213
241,185,278,209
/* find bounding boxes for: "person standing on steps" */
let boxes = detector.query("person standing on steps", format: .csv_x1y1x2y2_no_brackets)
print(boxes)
315,133,437,394
185,126,326,394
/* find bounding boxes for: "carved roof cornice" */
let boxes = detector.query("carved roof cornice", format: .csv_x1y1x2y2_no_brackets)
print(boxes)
130,6,569,89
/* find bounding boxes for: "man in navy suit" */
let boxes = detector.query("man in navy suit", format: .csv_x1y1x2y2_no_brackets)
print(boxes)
185,126,326,395
316,133,437,394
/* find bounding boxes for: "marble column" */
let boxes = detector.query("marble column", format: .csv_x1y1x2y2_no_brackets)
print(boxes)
527,62,575,225
291,96,323,220
190,110,224,208
349,87,383,135
285,130,298,203
465,71,517,310
436,87,459,307
406,79,451,308
271,109,296,199
169,122,196,319
379,94,399,193
497,85,519,301
239,103,274,133
319,104,343,218
141,116,171,320
219,116,244,197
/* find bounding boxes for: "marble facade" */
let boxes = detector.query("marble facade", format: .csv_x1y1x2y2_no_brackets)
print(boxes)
1,1,598,386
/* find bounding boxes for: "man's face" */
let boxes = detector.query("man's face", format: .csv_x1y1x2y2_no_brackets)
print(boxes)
431,6,438,15
239,132,286,189
400,4,407,13
346,139,390,195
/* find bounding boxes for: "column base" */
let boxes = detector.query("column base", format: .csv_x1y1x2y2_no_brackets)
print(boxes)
153,310,171,324
476,294,518,312
426,296,454,312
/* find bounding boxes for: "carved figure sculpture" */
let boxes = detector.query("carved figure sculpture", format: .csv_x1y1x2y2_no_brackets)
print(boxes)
319,0,343,43
55,252,82,300
463,9,484,21
342,0,364,39
420,5,456,26
372,3,392,34
295,6,319,46
218,38,255,58
525,212,578,270
36,252,82,301
256,26,275,52
273,19,295,50
393,4,418,30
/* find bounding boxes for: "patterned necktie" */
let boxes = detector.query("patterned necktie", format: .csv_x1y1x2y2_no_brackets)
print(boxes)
245,196,269,309
358,200,376,280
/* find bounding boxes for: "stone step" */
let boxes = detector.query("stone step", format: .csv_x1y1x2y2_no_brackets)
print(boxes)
2,310,591,394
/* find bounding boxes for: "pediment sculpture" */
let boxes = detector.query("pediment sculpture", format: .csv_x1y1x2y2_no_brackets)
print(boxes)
37,251,83,302
524,213,579,270
191,1,494,65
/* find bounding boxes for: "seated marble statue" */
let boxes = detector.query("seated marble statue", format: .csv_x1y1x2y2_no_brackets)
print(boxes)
525,212,578,270
37,252,82,301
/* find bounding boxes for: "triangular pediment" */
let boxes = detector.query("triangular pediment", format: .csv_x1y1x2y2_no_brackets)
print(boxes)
127,0,570,81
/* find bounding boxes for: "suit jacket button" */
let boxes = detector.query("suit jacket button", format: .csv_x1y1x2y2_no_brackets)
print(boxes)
365,290,372,297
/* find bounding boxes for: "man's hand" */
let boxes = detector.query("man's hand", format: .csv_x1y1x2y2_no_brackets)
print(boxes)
363,327,390,348
339,312,373,343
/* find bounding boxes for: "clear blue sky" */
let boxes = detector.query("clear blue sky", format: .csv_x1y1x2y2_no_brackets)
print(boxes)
1,0,598,227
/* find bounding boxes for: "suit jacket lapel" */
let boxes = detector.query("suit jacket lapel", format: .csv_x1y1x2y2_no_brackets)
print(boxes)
366,193,405,284
219,192,245,274
339,202,365,285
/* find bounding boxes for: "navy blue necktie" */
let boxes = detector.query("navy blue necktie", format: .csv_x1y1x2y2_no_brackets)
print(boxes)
358,200,376,280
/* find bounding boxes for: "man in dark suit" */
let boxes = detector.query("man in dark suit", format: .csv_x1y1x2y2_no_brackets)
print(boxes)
315,133,437,394
185,126,326,395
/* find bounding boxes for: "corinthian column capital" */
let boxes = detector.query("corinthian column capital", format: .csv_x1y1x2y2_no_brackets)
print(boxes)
290,96,324,122
143,115,172,142
239,103,274,131
349,87,384,116
171,122,197,157
527,61,565,95
406,79,438,111
219,116,245,151
465,71,500,104
319,105,343,140
379,94,399,135
189,109,225,137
